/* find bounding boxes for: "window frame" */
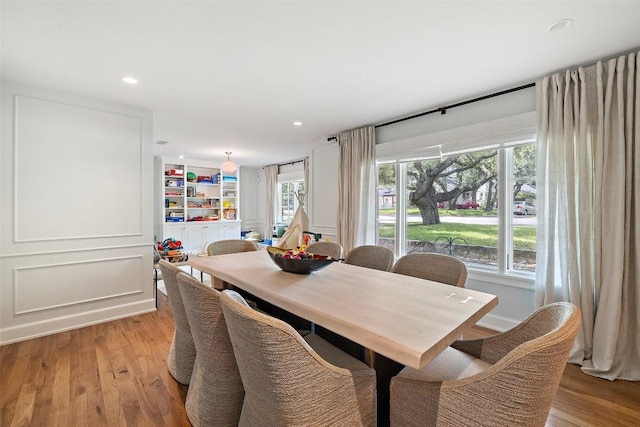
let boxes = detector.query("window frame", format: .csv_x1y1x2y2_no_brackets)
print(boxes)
377,140,536,280
276,171,305,224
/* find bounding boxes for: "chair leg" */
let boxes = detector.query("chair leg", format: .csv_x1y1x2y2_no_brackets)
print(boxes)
154,268,158,308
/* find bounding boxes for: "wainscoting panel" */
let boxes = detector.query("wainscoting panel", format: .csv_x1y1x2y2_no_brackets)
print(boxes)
1,82,154,345
13,94,143,242
0,245,155,345
14,255,144,315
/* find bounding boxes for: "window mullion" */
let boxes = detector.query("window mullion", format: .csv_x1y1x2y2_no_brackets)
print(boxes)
499,148,514,273
397,163,407,258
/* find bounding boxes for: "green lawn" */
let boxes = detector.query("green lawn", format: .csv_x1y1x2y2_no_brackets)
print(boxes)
379,223,536,250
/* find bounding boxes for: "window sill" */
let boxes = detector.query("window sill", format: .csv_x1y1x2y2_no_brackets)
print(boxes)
467,267,535,290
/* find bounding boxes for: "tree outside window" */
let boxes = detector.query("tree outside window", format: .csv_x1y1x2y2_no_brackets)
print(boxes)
377,142,536,274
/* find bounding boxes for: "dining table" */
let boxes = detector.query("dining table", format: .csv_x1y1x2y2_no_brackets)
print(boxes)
188,249,498,425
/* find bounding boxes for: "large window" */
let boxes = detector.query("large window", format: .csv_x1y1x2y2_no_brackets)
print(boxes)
377,142,536,275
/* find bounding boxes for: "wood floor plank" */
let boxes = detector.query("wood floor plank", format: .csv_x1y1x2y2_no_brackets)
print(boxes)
68,328,88,427
8,381,37,427
547,364,640,427
27,335,57,426
0,339,28,425
80,324,109,427
1,293,637,426
50,335,71,427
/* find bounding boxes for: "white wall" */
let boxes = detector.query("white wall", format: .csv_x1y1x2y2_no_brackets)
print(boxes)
309,142,338,241
0,81,154,344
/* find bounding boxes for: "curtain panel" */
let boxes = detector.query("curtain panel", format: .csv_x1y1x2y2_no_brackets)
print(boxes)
536,51,639,381
303,157,309,209
337,126,376,255
264,164,278,242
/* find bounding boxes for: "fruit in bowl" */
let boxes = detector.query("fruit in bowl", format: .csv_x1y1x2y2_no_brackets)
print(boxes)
282,250,330,260
266,246,337,274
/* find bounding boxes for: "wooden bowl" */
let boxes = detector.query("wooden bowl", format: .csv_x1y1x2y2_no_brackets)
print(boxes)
266,250,336,274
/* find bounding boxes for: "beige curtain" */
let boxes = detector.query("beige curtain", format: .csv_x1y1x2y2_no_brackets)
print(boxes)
303,157,309,209
536,51,639,381
337,126,376,255
264,164,278,241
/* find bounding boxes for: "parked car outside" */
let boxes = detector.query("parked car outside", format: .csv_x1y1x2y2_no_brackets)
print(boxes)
457,201,479,210
513,201,536,215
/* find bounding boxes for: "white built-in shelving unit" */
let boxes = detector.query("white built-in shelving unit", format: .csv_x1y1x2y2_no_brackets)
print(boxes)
154,157,241,253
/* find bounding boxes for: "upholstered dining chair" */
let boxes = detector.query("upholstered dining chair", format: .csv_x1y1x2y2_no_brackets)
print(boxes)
176,272,244,427
219,290,377,427
344,245,395,271
306,241,344,259
206,239,258,256
391,253,467,287
204,239,258,287
157,260,196,385
390,302,581,427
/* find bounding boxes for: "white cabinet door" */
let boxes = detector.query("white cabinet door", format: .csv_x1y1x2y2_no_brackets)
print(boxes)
187,223,221,253
202,223,221,250
186,224,204,254
220,221,241,239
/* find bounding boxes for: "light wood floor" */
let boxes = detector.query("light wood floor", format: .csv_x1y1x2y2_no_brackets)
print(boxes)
1,294,638,426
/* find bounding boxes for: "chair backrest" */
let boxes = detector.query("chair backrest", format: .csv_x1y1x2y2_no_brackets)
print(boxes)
450,302,581,425
157,259,188,317
219,290,376,426
153,244,162,264
306,241,343,259
344,245,395,271
157,260,195,384
454,301,581,364
176,272,244,426
391,302,581,427
207,239,258,256
391,253,467,287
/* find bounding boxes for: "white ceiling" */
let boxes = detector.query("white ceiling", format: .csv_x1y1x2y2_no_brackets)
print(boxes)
2,1,639,167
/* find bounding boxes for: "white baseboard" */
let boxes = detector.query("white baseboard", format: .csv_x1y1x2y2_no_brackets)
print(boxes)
0,299,156,345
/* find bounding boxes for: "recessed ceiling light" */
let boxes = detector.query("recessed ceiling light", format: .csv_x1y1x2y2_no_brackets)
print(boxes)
179,155,184,159
547,18,573,32
122,76,138,85
293,121,302,126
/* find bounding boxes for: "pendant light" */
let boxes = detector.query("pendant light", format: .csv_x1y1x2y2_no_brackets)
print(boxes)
221,151,237,173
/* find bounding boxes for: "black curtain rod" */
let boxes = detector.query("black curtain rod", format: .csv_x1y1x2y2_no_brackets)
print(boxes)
326,82,535,141
279,159,304,167
264,158,306,169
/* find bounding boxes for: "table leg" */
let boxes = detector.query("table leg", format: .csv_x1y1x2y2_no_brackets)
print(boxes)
370,352,403,427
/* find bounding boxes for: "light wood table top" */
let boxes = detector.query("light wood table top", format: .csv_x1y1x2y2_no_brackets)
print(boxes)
189,250,498,370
